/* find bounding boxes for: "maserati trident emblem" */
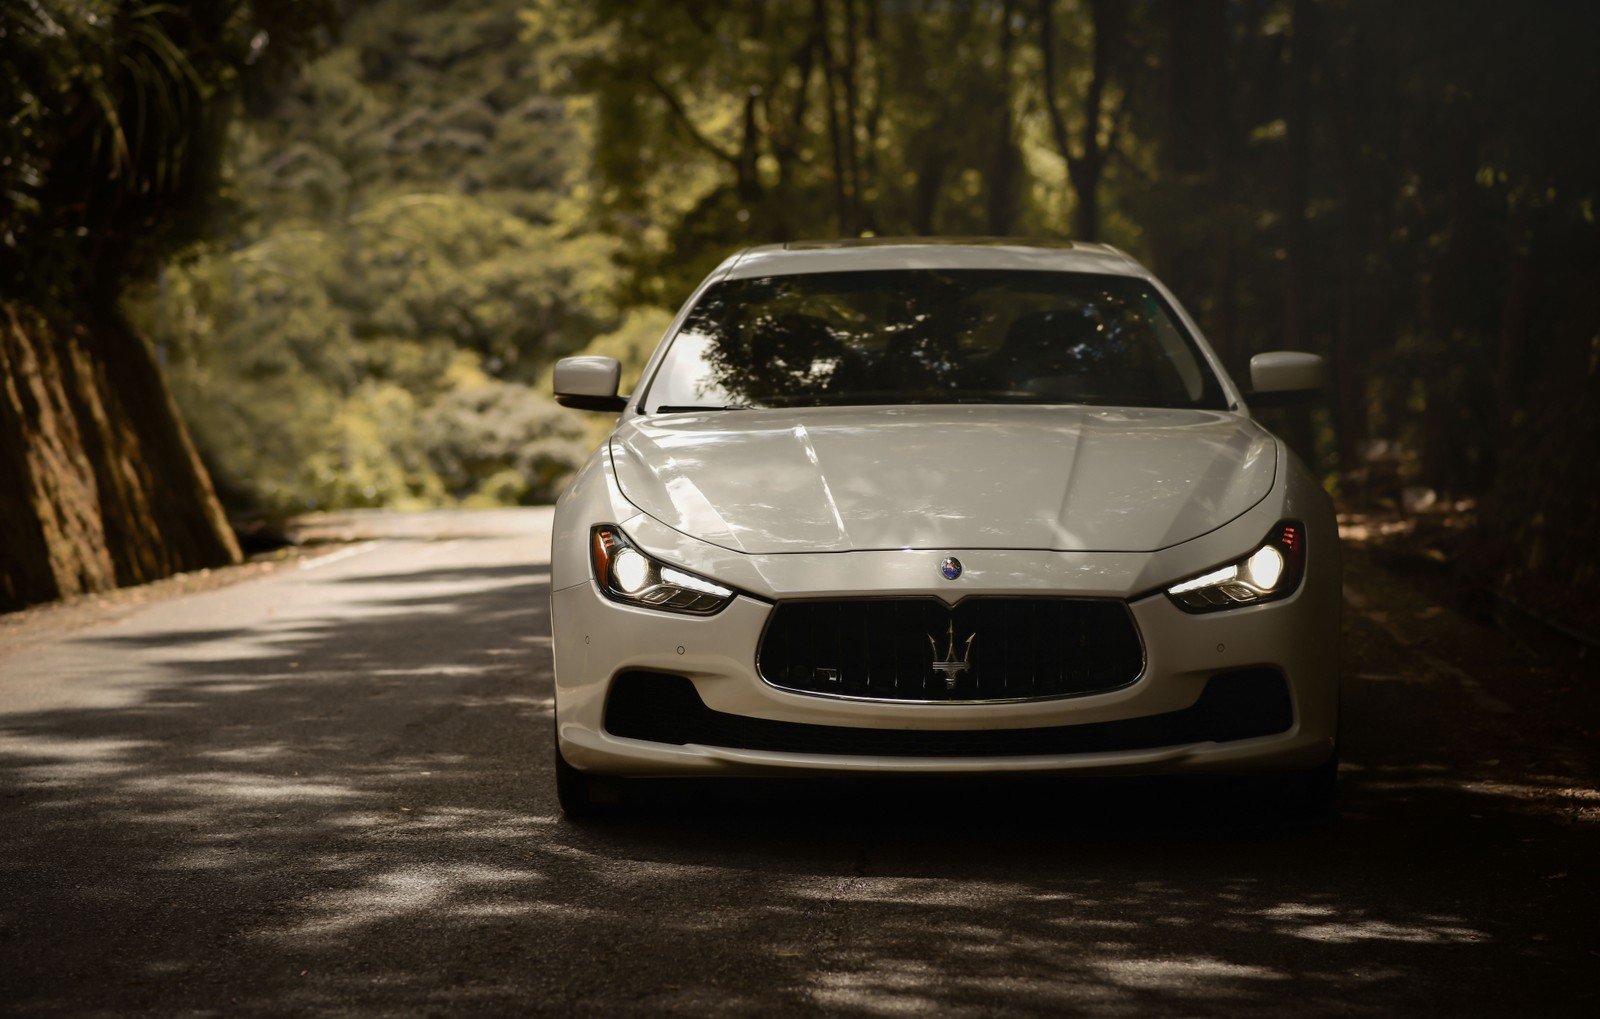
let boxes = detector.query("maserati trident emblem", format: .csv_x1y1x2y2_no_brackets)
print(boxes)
928,621,977,689
940,556,963,580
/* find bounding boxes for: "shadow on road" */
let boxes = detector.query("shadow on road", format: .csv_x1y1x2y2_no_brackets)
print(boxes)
0,550,1594,1017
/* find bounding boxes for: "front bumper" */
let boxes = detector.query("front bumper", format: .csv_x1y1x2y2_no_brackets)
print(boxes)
551,550,1339,779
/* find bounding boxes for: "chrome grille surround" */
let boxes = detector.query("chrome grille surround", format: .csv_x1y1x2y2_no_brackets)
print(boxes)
756,597,1145,704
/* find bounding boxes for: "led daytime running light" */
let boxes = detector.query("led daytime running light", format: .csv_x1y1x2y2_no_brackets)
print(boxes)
660,565,733,598
1168,564,1238,595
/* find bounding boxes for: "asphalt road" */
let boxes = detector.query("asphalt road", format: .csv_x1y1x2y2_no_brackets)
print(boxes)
0,508,1594,1017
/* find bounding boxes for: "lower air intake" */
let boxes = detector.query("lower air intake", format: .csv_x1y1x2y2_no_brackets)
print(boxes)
604,668,1293,758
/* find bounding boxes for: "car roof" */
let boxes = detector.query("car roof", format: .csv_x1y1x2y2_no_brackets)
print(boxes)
721,237,1150,280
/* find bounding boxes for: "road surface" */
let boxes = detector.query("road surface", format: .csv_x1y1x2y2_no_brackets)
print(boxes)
0,508,1594,1017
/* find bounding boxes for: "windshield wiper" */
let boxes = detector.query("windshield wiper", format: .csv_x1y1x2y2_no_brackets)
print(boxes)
652,404,751,413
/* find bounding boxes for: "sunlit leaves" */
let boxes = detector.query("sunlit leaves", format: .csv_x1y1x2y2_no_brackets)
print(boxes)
118,0,628,515
127,187,603,514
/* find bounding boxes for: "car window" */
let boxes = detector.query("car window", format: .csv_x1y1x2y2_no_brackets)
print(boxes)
641,269,1228,412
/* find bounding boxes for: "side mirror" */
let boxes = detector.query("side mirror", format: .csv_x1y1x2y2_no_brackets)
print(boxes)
553,356,627,412
1247,351,1324,407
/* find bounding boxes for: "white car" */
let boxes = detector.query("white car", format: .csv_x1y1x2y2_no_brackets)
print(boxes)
549,239,1339,817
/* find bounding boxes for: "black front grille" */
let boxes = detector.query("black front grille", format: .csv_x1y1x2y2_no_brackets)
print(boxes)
604,668,1294,757
758,598,1143,702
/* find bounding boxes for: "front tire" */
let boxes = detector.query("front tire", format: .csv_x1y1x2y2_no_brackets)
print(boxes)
1282,748,1339,820
554,739,599,818
553,732,625,819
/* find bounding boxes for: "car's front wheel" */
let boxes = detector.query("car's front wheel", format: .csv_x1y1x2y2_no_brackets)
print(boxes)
1282,748,1339,820
553,734,619,819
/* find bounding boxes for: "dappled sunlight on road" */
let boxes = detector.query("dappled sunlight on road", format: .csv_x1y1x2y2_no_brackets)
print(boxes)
1456,778,1600,824
1255,903,1484,944
279,863,550,940
128,771,368,803
0,733,161,786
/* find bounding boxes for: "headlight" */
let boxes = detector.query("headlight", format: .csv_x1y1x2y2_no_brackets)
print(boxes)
1165,522,1306,612
591,525,736,614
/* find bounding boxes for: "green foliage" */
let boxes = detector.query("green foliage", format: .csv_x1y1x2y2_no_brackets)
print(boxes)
130,221,591,515
129,0,617,514
523,0,1100,304
421,358,589,507
340,192,616,375
0,0,335,307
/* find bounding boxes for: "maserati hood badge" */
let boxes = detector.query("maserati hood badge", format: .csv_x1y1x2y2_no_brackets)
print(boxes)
941,556,963,580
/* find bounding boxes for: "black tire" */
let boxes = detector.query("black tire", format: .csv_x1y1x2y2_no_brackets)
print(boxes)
553,738,620,819
553,740,595,818
1281,748,1339,821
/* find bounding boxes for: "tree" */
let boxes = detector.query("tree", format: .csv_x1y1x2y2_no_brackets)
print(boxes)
125,0,618,519
0,0,332,610
1034,0,1129,241
524,0,1040,301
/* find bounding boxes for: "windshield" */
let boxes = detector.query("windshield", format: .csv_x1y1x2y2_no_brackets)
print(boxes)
641,269,1229,413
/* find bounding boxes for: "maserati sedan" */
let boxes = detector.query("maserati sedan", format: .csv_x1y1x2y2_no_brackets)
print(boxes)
548,238,1339,817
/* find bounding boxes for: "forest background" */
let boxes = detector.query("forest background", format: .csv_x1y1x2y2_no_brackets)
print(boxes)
3,0,1598,633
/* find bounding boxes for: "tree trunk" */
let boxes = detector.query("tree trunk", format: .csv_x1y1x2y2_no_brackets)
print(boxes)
1036,0,1075,229
913,148,949,236
1282,0,1313,358
839,0,864,233
0,302,240,611
1207,1,1238,374
1071,0,1121,241
0,305,116,608
814,0,853,234
1279,0,1317,461
769,28,818,234
861,0,885,208
1038,0,1123,241
1151,0,1231,362
986,0,1023,237
1495,236,1536,454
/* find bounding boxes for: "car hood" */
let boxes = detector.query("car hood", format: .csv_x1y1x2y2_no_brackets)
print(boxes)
608,405,1277,554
